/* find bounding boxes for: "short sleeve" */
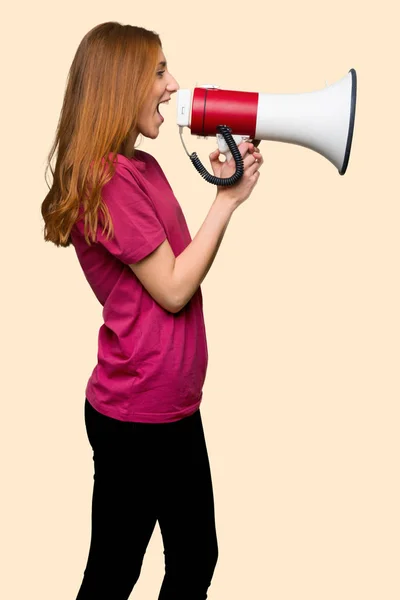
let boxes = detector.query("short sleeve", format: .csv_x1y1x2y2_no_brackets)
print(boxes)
95,164,167,265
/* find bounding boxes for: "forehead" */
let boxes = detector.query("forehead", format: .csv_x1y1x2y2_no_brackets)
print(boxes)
157,47,167,65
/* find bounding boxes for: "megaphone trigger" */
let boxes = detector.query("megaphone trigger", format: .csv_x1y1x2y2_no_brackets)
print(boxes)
216,133,229,156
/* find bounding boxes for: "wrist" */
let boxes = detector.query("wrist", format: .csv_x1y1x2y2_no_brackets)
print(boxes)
214,190,238,215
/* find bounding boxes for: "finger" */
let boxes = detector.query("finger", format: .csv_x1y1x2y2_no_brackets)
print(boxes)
247,157,262,176
246,154,264,173
238,141,254,157
209,148,221,161
242,151,261,169
253,153,264,166
247,144,261,157
250,169,261,183
250,151,264,167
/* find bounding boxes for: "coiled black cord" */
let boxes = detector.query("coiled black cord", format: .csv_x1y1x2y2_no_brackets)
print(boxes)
189,125,244,186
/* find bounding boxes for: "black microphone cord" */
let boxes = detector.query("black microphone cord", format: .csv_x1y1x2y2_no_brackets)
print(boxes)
181,125,245,186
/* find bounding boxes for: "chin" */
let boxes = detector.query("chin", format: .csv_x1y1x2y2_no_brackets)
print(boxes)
139,115,160,136
141,127,160,140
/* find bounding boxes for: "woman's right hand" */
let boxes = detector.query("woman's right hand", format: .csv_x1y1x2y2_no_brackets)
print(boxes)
209,141,264,210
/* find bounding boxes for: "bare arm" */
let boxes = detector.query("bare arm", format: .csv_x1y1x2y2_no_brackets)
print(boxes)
129,142,263,313
130,197,234,313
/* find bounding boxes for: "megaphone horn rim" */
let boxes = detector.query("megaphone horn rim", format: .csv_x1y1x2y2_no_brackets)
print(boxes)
339,68,357,175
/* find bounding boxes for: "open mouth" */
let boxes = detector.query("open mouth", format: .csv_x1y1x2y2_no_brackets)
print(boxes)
156,99,170,121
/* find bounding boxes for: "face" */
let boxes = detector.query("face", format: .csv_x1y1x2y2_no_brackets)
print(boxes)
136,48,179,140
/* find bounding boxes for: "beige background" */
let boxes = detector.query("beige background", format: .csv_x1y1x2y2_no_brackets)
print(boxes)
1,0,399,598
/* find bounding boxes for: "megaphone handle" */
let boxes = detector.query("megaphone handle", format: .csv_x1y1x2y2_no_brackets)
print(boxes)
216,135,261,162
217,133,250,162
189,125,245,186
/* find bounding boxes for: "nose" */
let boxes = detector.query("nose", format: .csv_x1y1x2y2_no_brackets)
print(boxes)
167,73,180,94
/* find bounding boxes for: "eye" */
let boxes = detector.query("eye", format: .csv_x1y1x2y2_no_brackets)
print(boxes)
157,70,165,78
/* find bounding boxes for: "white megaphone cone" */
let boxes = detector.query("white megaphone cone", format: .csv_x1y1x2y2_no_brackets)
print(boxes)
177,69,357,185
255,69,357,174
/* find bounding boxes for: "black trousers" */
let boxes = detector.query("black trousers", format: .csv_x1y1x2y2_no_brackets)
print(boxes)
75,399,219,599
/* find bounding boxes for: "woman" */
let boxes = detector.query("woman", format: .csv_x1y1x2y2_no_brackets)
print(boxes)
41,21,263,600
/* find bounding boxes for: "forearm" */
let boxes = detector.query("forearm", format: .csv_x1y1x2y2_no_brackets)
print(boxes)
172,195,235,310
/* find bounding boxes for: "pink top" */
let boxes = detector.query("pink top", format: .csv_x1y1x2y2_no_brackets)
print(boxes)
70,151,208,423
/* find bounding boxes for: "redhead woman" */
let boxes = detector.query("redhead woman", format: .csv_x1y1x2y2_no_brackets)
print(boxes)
41,21,263,600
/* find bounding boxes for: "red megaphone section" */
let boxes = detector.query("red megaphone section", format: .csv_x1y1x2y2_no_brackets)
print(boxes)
190,88,259,138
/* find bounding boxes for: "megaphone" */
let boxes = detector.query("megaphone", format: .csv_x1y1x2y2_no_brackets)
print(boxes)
177,69,357,186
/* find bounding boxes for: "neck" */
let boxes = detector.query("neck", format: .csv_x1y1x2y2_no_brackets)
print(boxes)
118,129,138,158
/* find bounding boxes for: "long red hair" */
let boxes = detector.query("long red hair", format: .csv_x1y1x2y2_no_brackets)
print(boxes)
41,22,161,248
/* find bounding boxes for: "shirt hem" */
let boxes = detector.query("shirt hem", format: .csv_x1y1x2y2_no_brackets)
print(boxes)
84,392,203,424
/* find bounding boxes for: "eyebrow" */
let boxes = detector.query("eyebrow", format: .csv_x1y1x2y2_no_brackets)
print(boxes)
157,61,167,68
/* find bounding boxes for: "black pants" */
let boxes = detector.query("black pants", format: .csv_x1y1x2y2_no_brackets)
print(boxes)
76,399,219,599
